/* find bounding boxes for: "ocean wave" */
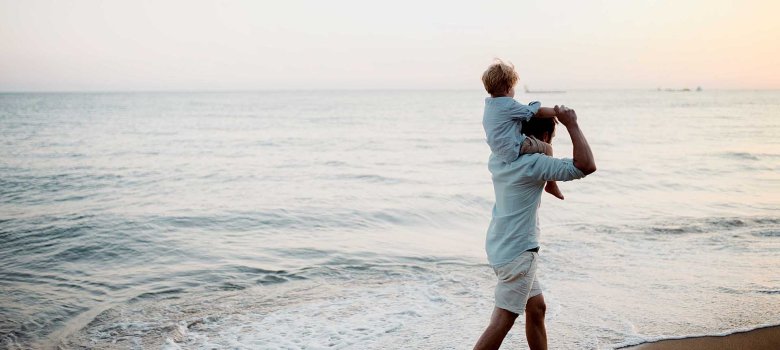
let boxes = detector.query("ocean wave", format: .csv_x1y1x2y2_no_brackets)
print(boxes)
321,173,413,184
752,229,780,237
141,204,483,233
0,172,125,204
579,216,780,240
643,216,779,236
718,151,780,161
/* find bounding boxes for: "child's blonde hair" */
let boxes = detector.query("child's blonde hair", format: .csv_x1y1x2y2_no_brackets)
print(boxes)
481,59,518,96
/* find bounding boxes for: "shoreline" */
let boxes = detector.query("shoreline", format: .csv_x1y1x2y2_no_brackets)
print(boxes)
620,325,780,350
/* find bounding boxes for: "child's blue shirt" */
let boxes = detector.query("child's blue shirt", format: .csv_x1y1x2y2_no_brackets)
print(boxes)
482,97,541,163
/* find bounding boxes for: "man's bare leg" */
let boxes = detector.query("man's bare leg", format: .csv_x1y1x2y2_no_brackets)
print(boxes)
474,307,518,350
525,294,548,350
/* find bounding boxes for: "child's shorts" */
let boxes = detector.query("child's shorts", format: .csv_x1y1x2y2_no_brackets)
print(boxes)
492,251,542,315
520,135,551,155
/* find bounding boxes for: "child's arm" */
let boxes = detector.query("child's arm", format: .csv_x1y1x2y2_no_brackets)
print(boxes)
512,100,557,120
535,107,558,119
507,100,555,122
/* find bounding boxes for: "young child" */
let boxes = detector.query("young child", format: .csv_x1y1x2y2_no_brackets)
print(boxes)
481,59,564,199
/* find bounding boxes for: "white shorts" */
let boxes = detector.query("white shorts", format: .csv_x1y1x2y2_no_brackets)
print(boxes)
492,251,542,315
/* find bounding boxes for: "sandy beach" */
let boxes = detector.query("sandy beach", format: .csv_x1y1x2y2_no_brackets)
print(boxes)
622,325,780,350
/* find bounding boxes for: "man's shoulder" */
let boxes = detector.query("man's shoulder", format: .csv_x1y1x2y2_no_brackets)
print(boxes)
519,153,586,181
491,153,547,172
521,153,576,165
515,153,551,164
513,153,575,173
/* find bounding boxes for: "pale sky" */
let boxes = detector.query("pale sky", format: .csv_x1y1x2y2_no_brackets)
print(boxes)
1,0,778,91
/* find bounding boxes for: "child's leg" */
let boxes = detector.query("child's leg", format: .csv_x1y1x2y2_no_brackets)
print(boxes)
542,142,564,200
520,136,547,156
520,136,564,200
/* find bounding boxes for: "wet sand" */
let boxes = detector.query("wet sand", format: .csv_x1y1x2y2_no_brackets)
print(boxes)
622,325,780,350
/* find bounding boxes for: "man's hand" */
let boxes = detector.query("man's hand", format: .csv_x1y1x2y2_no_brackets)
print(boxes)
554,105,577,127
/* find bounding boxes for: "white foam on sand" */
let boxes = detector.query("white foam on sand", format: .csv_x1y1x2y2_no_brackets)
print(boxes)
59,233,780,350
187,285,434,348
63,265,518,349
175,270,497,349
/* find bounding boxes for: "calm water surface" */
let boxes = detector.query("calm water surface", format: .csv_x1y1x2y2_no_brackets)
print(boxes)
1,90,778,349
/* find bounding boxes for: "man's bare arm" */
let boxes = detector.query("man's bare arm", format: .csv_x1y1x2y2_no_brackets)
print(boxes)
555,105,596,175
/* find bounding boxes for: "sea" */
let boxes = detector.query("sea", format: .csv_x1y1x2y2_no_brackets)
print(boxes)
1,90,778,349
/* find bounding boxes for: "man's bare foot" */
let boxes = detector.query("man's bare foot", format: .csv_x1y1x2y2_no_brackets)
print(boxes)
545,181,564,200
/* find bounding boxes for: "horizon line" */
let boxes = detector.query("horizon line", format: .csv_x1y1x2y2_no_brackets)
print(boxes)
1,87,779,94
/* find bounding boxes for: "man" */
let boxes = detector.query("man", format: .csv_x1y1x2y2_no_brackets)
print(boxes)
474,105,596,350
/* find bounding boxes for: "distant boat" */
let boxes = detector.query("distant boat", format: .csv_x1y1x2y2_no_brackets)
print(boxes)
524,85,565,94
657,86,703,92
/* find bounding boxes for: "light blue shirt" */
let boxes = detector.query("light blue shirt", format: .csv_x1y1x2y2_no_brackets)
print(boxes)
485,153,586,266
482,97,541,164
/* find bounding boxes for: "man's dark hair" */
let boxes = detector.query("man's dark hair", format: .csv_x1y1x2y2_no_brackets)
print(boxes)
520,118,556,140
